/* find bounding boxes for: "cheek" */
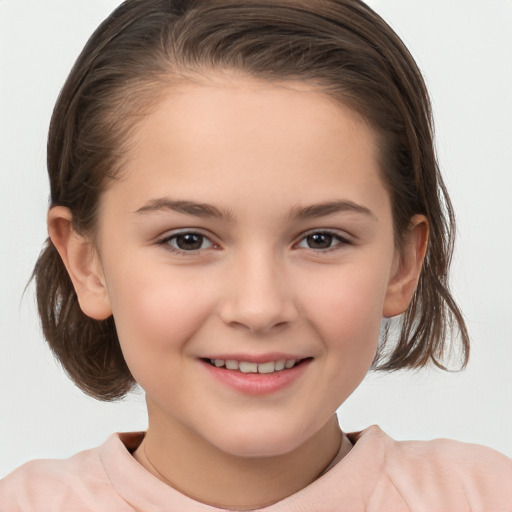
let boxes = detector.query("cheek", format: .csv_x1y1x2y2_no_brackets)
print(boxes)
296,259,391,375
106,268,215,366
301,263,389,333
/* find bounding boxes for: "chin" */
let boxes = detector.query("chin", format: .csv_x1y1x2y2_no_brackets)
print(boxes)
209,422,309,459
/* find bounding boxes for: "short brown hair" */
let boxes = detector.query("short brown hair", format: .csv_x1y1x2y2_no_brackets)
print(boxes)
34,0,469,400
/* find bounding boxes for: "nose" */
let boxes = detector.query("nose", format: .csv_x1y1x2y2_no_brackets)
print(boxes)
218,249,298,334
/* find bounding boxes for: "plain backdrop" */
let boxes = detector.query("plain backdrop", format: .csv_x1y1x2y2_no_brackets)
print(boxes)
1,0,511,478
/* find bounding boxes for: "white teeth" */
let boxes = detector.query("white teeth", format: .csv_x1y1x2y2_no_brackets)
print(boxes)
275,360,286,371
258,361,275,374
239,361,258,373
209,358,301,373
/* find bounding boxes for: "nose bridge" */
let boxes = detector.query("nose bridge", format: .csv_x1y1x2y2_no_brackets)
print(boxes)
219,242,296,333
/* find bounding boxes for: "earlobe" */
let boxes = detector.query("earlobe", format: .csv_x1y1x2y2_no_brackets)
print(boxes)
48,206,112,320
383,215,429,318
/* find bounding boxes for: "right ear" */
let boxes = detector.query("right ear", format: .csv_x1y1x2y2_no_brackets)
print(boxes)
47,206,112,320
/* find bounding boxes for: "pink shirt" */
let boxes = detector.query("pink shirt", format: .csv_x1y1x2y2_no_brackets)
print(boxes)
1,425,511,511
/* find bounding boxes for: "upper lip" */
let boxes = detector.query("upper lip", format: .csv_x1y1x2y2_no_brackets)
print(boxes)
199,353,310,364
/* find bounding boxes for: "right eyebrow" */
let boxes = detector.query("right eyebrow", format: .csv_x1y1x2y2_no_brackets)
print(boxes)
288,200,376,221
134,198,235,222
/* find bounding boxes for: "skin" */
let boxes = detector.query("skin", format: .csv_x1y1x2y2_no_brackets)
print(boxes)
49,74,427,510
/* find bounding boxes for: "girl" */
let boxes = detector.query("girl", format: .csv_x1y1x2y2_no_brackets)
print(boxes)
1,0,511,510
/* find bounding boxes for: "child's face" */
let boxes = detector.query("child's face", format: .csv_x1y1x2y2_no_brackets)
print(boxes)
89,75,415,457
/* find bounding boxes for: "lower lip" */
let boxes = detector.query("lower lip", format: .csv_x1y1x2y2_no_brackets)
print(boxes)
201,359,311,396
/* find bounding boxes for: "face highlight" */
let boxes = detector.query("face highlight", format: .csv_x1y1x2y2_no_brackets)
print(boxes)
90,76,407,458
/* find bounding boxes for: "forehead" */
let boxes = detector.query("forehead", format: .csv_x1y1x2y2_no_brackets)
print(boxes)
103,75,390,221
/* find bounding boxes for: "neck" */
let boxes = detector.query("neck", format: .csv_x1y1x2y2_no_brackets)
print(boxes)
133,412,344,510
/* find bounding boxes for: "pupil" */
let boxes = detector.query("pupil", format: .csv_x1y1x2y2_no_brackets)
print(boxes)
307,233,332,249
177,234,203,250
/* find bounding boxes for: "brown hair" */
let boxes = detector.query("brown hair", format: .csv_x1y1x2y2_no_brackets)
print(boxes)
34,0,469,400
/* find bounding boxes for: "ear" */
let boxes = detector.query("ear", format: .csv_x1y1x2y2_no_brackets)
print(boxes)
383,215,428,318
48,206,112,320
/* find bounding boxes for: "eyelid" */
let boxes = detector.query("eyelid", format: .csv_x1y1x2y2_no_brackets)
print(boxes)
157,228,218,254
294,229,353,251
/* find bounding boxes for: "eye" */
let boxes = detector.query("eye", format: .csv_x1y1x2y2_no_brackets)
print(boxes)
296,231,349,251
161,232,214,253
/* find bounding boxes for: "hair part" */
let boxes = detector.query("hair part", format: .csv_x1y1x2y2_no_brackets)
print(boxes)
35,0,469,400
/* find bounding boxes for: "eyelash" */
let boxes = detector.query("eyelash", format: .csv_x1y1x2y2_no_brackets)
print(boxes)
295,230,351,253
157,229,351,256
158,231,214,257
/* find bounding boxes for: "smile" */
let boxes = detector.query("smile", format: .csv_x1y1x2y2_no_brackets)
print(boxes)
201,356,312,395
207,358,300,374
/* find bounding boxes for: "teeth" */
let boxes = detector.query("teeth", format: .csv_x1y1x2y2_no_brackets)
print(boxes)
258,361,275,374
209,358,299,373
275,360,286,371
239,362,258,373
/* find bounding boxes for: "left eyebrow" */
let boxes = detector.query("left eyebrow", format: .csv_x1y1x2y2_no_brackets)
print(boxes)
134,198,235,222
288,200,376,221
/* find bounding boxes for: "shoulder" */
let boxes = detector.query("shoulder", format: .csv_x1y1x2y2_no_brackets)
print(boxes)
371,427,512,509
0,435,132,512
388,433,512,477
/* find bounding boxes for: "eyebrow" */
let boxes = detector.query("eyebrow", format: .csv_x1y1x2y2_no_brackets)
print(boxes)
289,200,376,221
134,198,375,222
134,198,235,221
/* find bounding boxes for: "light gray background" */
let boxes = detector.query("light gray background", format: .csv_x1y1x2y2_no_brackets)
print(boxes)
1,0,511,478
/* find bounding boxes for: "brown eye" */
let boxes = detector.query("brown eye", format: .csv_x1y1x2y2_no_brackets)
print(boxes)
175,233,204,250
306,233,334,249
163,232,213,252
296,231,349,251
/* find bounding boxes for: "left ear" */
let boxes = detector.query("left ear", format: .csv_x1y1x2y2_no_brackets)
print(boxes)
383,214,429,317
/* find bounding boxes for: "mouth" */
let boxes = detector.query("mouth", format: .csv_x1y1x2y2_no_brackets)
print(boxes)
201,357,311,374
200,356,312,395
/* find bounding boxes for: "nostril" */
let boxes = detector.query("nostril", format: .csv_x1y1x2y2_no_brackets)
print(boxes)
218,289,298,334
226,319,293,335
